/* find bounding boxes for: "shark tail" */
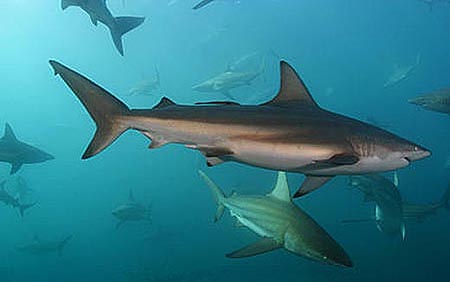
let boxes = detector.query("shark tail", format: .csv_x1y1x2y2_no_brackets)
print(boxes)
198,170,226,222
193,0,215,10
50,60,134,159
111,16,145,56
18,202,37,217
57,235,73,257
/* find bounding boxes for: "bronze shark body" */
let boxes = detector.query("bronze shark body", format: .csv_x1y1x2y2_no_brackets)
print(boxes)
49,60,430,197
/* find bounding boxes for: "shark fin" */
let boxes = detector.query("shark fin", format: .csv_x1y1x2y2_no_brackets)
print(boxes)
293,176,333,198
19,202,37,217
206,157,224,167
263,61,318,107
153,97,175,109
268,172,291,202
226,237,282,258
193,0,215,9
3,123,18,142
57,235,72,257
89,14,98,26
10,162,23,175
49,61,133,159
401,223,406,241
111,16,145,56
198,170,226,222
194,146,233,162
393,171,399,187
128,190,135,202
61,0,79,10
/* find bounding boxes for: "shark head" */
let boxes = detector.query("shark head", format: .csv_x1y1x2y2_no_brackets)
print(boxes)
347,129,431,173
22,144,55,163
285,229,353,267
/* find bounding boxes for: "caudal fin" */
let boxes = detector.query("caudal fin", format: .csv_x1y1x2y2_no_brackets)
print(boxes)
57,235,73,257
111,17,145,56
50,60,132,159
198,170,226,222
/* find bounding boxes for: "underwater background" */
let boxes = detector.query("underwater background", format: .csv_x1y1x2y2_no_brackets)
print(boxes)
0,0,449,281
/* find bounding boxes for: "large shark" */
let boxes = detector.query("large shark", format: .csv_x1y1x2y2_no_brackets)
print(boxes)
403,181,450,222
0,180,36,217
49,60,430,197
16,235,72,257
346,174,406,239
408,88,450,115
112,190,152,229
0,123,54,175
383,54,421,88
199,170,353,267
61,0,145,56
192,59,265,98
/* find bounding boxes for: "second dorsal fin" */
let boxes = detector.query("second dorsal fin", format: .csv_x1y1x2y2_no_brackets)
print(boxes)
154,97,175,109
263,61,318,107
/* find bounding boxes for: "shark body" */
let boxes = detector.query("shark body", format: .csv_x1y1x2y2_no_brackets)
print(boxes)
0,124,54,175
49,60,430,197
112,190,151,229
61,0,145,55
408,89,450,115
347,174,406,239
199,171,353,267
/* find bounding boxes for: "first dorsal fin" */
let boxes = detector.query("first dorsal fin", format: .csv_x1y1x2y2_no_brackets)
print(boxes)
3,123,18,142
268,172,291,202
263,61,318,107
128,190,135,202
154,97,175,109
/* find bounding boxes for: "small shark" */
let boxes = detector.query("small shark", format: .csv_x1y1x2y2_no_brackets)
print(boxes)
112,190,152,229
16,235,72,257
128,68,160,97
3,175,33,200
403,181,450,222
49,60,430,198
61,0,145,56
0,123,54,175
199,171,353,267
418,0,450,11
193,0,216,9
408,88,450,115
192,58,265,98
383,54,421,88
0,180,36,217
346,174,406,239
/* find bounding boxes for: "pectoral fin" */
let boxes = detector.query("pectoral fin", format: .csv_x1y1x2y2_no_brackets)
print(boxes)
293,176,333,198
10,162,23,175
226,237,281,258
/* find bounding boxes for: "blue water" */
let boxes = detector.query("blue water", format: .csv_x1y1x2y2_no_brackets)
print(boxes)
0,0,449,281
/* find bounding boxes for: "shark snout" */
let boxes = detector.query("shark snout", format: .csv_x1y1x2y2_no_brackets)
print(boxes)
404,145,431,162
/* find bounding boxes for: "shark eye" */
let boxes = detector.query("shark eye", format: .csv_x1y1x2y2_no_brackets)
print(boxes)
413,146,419,151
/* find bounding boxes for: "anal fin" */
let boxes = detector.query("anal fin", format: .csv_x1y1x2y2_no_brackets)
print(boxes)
226,237,281,258
293,175,333,198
